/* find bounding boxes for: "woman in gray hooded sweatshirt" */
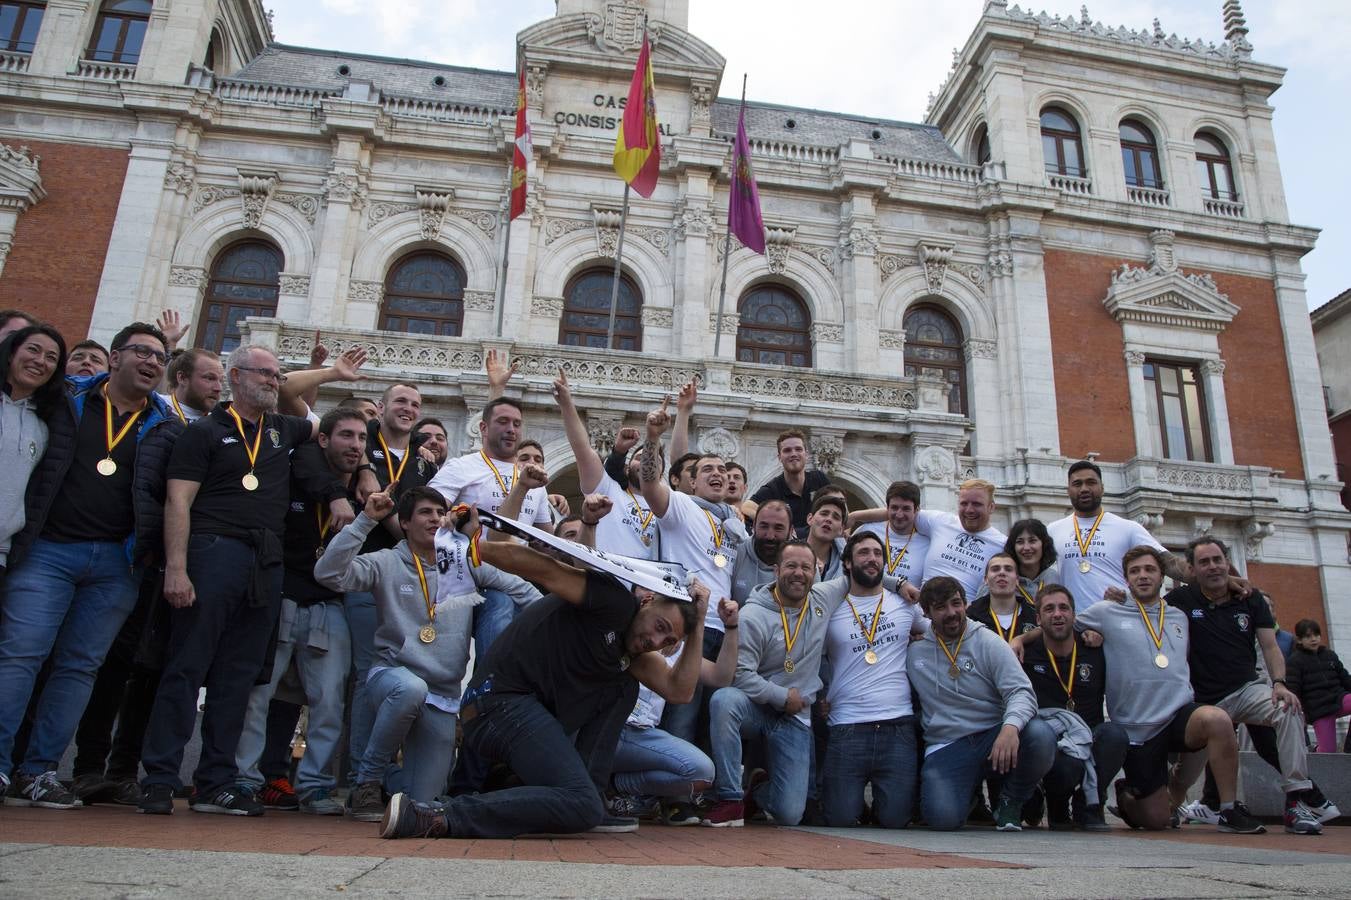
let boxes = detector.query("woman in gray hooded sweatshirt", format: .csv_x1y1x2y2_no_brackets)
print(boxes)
0,324,66,581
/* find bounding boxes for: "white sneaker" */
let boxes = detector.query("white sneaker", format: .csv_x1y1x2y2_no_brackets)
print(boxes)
1177,800,1220,825
1298,798,1341,824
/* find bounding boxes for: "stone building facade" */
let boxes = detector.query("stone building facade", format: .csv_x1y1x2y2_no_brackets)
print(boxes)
0,0,1347,643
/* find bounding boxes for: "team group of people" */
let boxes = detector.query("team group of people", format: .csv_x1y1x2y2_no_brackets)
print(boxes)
0,305,1348,843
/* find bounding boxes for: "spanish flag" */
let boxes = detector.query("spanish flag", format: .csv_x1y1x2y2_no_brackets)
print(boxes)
612,34,660,198
509,66,531,220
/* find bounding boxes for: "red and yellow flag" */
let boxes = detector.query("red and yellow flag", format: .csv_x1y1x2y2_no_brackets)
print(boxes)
612,34,660,198
509,66,531,220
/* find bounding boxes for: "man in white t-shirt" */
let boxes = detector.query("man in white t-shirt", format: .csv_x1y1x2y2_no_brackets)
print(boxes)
158,348,223,424
857,480,929,590
915,478,1007,601
638,397,746,744
1045,460,1171,612
820,531,927,827
429,396,551,656
551,369,658,560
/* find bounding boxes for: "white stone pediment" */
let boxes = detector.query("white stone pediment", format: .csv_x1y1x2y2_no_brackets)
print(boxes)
1104,267,1239,332
519,13,724,74
0,144,45,210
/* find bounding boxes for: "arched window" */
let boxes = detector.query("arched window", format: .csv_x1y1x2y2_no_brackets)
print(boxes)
973,124,991,166
380,251,465,337
0,1,46,54
203,26,222,71
1195,132,1236,201
560,268,642,351
198,240,281,354
736,285,812,368
1040,107,1084,177
903,304,966,415
87,0,151,64
1119,119,1162,189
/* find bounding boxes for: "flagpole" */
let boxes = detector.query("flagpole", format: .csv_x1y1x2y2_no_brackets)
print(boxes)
495,160,513,338
605,182,631,348
713,74,748,359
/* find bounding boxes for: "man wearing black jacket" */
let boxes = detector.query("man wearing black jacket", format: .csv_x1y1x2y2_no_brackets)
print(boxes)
233,408,366,815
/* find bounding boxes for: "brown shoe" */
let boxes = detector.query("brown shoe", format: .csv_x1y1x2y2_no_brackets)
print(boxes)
347,781,384,822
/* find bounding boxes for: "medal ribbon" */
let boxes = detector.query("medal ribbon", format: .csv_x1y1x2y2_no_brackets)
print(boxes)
884,527,915,574
937,628,966,672
378,432,409,485
626,488,655,536
702,509,724,551
772,587,808,660
1046,640,1078,703
102,384,146,461
316,505,333,543
845,594,886,648
1072,510,1106,568
168,392,187,424
989,604,1020,643
1016,579,1043,607
226,405,263,477
1136,600,1166,653
479,450,517,498
412,554,435,624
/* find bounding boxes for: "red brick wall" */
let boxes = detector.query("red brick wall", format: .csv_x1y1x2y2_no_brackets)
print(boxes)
1044,248,1135,461
1209,271,1304,479
1332,412,1351,511
1247,562,1326,636
1043,249,1305,479
0,140,129,343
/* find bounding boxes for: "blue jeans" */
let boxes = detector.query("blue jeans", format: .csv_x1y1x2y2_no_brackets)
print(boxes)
235,598,351,798
821,716,919,828
439,692,605,838
472,588,515,663
360,666,457,801
613,724,714,799
708,686,813,825
0,538,139,776
343,590,378,783
140,534,281,795
920,719,1057,830
660,627,723,745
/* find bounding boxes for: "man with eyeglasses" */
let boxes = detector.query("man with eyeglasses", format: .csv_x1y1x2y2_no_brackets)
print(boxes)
137,343,363,816
0,323,176,809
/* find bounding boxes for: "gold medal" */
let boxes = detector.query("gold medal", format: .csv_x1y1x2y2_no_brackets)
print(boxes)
713,553,728,568
1072,511,1105,577
1078,560,1091,574
846,593,887,665
641,534,652,547
949,663,960,678
1155,653,1169,669
97,384,145,479
96,457,118,476
938,627,966,679
419,624,437,643
703,510,728,569
1137,600,1171,671
1047,641,1078,711
864,649,878,665
413,555,437,647
227,406,265,494
783,657,795,673
241,472,259,491
315,547,325,561
1065,698,1076,713
773,588,809,679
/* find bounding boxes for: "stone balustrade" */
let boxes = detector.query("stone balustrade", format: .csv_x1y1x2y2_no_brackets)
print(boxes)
74,59,135,81
1047,173,1094,195
1127,185,1171,207
1203,196,1246,218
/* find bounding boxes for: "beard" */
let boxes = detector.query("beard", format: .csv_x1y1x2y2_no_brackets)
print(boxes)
236,380,278,412
848,565,882,590
754,537,785,565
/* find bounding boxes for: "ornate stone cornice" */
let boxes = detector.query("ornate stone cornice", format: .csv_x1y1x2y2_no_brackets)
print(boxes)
0,144,45,211
1103,231,1239,332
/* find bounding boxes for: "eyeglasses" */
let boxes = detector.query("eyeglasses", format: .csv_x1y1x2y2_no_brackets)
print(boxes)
115,344,169,366
235,365,288,384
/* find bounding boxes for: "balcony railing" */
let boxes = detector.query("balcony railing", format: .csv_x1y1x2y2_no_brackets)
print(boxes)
1202,196,1245,218
214,78,343,108
883,155,984,185
747,138,838,165
1047,172,1093,195
380,92,506,126
243,319,929,415
74,58,135,81
1121,457,1276,500
0,49,30,73
1127,185,1171,207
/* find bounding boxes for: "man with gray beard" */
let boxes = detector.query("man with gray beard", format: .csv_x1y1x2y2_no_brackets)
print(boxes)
138,344,361,816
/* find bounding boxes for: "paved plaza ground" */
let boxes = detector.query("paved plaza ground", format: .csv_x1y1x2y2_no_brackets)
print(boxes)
1,802,1349,898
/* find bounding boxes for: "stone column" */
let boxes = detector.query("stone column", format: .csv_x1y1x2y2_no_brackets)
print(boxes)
1123,350,1151,457
1199,357,1234,465
25,0,94,77
674,186,715,358
314,138,369,329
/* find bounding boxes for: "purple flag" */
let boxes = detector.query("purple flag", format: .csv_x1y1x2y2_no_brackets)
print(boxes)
728,103,766,254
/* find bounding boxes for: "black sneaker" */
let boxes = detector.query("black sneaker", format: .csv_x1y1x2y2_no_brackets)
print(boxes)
379,792,449,839
1022,788,1045,828
589,814,639,833
1217,801,1266,835
1046,793,1074,831
6,771,80,809
347,780,385,822
72,773,108,801
138,783,175,815
1079,804,1111,832
111,778,143,806
190,785,264,816
660,800,701,826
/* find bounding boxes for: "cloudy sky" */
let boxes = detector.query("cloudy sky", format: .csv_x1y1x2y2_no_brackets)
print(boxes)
268,0,1347,312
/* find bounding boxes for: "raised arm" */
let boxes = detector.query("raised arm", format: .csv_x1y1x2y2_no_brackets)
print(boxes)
637,398,673,518
670,377,696,462
277,346,367,425
553,367,604,492
630,582,708,703
704,598,739,687
485,348,518,397
487,463,549,542
576,493,613,549
453,505,587,603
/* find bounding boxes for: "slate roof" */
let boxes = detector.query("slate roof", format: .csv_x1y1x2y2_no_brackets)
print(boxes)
230,45,960,162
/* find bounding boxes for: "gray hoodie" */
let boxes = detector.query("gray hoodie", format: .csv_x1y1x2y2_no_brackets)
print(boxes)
315,513,539,698
0,391,47,566
734,576,850,720
731,543,775,606
907,619,1038,745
